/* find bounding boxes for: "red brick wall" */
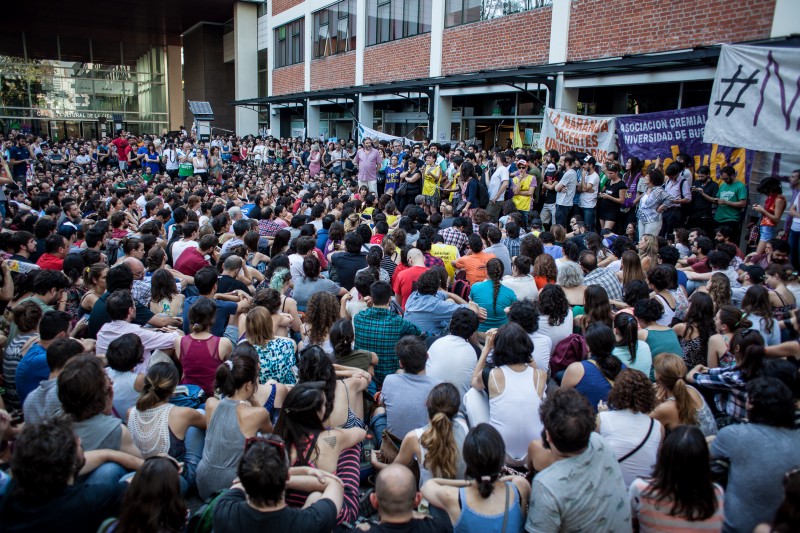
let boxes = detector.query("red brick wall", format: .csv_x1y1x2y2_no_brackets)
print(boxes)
311,52,356,91
568,0,776,61
272,0,304,16
363,34,432,84
441,8,552,76
272,63,305,96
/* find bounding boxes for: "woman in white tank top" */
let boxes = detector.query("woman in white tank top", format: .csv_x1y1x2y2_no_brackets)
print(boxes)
470,324,547,466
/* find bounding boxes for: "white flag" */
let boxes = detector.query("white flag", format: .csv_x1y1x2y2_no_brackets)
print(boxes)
704,44,800,155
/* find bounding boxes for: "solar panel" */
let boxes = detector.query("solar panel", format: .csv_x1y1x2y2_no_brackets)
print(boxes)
188,101,214,119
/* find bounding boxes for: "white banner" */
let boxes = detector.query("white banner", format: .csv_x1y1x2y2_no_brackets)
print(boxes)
357,123,415,145
539,108,616,160
704,44,800,155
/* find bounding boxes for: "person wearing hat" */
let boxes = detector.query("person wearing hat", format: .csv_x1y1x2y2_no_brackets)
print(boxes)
578,155,600,232
511,157,535,229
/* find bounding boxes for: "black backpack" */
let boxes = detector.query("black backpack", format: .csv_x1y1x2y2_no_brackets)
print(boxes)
477,178,490,209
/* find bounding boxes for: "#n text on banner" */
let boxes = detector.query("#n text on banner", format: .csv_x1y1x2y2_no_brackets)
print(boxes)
704,43,800,155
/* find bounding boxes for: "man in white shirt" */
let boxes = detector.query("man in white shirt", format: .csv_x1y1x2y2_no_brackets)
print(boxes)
171,221,200,263
487,153,510,222
578,156,600,232
252,139,265,167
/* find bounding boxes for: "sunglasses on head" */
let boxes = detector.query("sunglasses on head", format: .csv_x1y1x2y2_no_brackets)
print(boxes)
244,435,287,456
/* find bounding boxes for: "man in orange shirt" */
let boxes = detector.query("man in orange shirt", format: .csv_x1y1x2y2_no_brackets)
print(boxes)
392,248,428,310
452,234,496,285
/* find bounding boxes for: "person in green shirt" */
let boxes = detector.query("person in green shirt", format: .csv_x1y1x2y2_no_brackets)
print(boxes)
714,165,748,243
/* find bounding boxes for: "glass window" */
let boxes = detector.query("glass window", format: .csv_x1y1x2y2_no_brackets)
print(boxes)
274,18,304,68
313,0,357,59
367,0,432,46
445,0,552,27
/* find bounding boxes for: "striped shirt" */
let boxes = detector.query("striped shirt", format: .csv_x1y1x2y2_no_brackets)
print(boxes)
629,478,724,532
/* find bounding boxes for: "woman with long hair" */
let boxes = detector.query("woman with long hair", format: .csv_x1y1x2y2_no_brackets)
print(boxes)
699,271,732,312
501,255,538,302
372,382,467,485
252,288,296,339
585,232,615,267
195,347,275,501
114,237,145,266
174,297,234,396
270,229,291,258
754,176,786,255
597,161,627,230
648,265,678,327
532,252,557,290
742,285,781,346
244,230,270,276
245,307,298,385
323,221,346,259
303,292,340,353
708,305,752,369
536,284,574,350
634,169,672,239
127,362,207,494
469,258,516,337
637,234,659,272
612,311,652,378
292,255,346,311
109,456,188,533
562,322,624,411
469,324,547,466
329,318,378,374
80,262,108,315
597,369,663,487
266,266,303,336
629,426,724,531
578,285,614,332
422,424,530,533
620,156,643,228
617,249,646,286
766,263,797,321
650,353,718,437
275,382,366,524
61,254,87,328
674,292,716,368
149,268,185,317
689,327,767,423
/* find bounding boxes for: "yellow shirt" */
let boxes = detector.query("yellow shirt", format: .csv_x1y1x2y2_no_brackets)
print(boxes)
431,242,458,282
422,164,442,196
513,174,534,211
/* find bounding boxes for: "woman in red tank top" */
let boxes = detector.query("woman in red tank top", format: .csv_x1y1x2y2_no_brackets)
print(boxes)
754,177,786,255
175,297,233,395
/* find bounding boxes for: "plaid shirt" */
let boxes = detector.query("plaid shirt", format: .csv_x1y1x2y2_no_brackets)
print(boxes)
502,237,521,259
258,218,283,238
583,267,624,301
132,279,151,308
438,227,468,254
694,368,747,421
424,253,444,269
353,307,421,386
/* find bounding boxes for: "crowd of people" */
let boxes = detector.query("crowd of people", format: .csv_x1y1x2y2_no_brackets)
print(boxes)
0,127,799,533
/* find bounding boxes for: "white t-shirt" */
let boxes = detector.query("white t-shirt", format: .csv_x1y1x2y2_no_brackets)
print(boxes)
580,172,600,208
288,253,305,281
253,144,265,161
538,308,574,354
75,154,91,165
598,410,662,488
427,335,479,397
171,240,199,263
163,148,180,170
488,165,510,201
501,275,539,302
529,332,552,374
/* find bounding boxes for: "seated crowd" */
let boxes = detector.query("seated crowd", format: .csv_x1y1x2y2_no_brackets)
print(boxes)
0,129,799,533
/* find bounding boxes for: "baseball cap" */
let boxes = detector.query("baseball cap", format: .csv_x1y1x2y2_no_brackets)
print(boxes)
584,155,597,166
741,265,765,284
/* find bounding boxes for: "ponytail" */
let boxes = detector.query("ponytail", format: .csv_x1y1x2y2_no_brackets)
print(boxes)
671,377,698,426
614,313,639,364
136,363,178,411
477,474,500,498
586,322,622,381
596,352,623,382
487,258,503,313
214,352,258,397
420,412,458,479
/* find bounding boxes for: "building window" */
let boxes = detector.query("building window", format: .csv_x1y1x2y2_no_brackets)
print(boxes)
445,0,552,27
313,0,357,58
257,1,268,17
257,49,268,97
274,18,304,68
367,0,431,46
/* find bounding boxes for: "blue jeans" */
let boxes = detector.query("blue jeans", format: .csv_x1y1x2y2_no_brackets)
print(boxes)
183,421,206,490
582,207,596,232
370,412,387,449
84,461,128,486
760,225,776,241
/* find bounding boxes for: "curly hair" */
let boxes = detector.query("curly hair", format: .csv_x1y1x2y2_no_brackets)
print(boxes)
556,261,584,288
532,253,557,283
520,235,544,264
608,369,656,413
305,292,339,346
537,284,570,326
705,272,731,312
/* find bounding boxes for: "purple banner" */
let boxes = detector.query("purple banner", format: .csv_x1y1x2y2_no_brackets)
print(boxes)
616,105,753,183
